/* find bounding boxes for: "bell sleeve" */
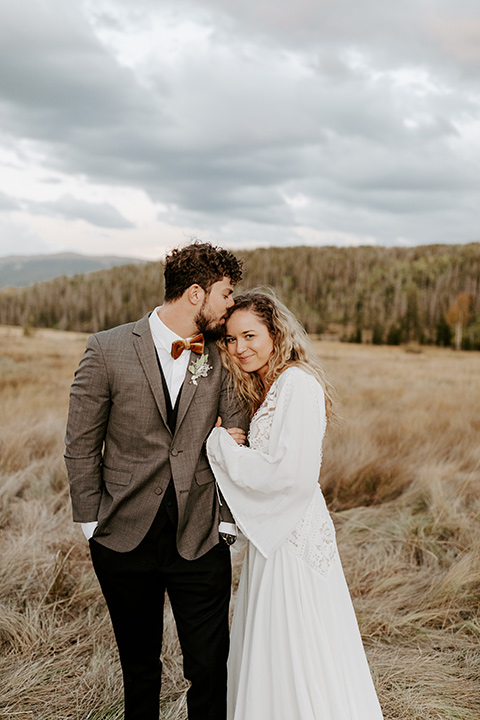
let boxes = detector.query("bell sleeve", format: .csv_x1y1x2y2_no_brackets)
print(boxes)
206,367,326,558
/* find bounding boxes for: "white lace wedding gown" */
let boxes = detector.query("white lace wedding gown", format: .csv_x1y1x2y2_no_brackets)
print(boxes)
207,366,383,720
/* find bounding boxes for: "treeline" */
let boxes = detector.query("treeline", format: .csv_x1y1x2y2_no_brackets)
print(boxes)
1,243,480,349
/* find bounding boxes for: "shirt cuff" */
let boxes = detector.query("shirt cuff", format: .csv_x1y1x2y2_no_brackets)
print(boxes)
79,521,98,540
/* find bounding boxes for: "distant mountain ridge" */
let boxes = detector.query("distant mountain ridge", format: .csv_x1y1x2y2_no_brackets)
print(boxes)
0,252,147,289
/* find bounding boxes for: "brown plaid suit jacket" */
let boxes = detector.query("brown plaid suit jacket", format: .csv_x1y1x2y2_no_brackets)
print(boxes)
64,313,248,559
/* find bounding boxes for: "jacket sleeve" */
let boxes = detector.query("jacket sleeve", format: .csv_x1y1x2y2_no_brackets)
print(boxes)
207,368,326,558
64,334,111,522
217,366,250,433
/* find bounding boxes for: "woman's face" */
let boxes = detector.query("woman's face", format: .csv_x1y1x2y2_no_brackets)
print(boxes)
225,309,274,381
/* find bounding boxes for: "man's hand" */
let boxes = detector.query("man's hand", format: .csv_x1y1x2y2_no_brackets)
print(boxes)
215,416,246,446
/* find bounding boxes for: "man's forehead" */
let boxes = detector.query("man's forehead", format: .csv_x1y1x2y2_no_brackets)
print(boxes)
213,276,234,291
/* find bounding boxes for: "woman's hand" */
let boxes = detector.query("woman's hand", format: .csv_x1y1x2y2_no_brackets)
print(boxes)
215,416,247,446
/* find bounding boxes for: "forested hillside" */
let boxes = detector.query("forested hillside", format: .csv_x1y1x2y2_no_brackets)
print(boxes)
1,243,479,348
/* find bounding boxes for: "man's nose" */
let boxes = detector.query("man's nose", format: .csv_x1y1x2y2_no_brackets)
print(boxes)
226,296,234,309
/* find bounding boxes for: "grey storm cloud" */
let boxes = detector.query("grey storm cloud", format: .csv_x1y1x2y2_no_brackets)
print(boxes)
27,195,135,229
0,4,162,141
0,0,479,248
0,191,20,211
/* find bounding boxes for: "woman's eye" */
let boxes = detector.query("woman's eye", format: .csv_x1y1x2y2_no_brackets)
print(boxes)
226,337,235,344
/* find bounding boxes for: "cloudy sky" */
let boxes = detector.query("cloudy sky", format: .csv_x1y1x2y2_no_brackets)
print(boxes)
1,0,479,259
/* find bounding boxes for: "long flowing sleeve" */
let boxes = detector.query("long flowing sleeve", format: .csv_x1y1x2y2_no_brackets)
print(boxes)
206,367,326,558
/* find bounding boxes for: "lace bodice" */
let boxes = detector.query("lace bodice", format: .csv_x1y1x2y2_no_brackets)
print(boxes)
207,366,328,558
248,369,323,455
248,380,281,453
246,369,338,575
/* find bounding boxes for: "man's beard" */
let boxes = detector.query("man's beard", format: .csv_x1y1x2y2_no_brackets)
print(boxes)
194,302,226,339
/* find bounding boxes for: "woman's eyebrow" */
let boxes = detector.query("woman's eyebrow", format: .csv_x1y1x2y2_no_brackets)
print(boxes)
226,329,255,337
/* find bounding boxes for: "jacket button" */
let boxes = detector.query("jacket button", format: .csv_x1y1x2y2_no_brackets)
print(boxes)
155,487,163,495
170,448,178,456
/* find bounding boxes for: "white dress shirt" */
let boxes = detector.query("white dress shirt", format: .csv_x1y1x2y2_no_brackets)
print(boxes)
80,308,195,540
148,306,193,405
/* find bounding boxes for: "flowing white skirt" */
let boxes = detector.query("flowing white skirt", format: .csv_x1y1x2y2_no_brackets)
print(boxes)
227,488,384,720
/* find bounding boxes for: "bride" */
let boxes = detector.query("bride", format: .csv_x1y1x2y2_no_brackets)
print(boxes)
207,290,383,720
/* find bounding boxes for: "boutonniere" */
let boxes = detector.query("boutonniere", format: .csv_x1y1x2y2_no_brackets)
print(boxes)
188,353,212,385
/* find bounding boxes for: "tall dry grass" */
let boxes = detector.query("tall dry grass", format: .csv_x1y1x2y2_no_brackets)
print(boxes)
317,341,480,720
0,326,479,719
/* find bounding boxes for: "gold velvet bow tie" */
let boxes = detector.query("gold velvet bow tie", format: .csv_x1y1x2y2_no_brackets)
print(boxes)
171,333,205,360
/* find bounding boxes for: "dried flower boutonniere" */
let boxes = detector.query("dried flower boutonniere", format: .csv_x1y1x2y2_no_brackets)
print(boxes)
188,353,212,385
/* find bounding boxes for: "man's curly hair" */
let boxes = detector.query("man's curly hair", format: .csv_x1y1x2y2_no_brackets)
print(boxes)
164,241,243,302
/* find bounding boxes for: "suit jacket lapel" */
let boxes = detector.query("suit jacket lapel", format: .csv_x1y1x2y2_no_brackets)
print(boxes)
175,341,216,436
174,355,199,436
133,315,171,434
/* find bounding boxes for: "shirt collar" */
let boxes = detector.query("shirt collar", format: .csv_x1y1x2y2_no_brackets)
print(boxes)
149,307,184,355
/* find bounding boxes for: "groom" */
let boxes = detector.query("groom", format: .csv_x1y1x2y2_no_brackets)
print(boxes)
64,242,248,720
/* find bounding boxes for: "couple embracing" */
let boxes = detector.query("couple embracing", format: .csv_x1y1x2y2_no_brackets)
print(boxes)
65,242,383,720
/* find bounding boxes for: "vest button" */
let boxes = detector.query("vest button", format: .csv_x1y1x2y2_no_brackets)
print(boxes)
170,448,179,456
155,487,163,495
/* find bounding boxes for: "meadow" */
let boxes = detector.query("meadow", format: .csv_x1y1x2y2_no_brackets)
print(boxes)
0,325,479,719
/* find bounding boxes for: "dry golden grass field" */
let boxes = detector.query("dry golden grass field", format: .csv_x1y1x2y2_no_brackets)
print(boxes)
0,325,479,719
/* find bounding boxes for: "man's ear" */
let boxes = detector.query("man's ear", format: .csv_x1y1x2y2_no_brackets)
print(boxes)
186,284,205,306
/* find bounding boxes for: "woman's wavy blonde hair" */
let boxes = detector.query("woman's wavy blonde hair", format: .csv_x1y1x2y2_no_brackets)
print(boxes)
218,289,335,420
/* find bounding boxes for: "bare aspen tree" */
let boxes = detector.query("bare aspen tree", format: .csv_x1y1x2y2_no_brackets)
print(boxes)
446,293,473,350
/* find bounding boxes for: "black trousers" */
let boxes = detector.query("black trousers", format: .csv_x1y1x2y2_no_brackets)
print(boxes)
90,510,232,720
